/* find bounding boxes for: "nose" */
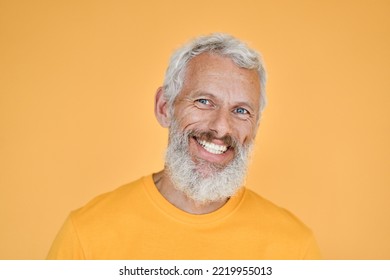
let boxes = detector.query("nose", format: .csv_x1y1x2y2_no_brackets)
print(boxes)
208,109,233,137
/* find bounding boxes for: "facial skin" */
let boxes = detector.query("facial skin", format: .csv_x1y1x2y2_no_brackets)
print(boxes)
154,53,262,213
172,53,261,173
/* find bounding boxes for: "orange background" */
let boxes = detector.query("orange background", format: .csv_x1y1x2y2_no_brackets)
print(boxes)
1,0,389,259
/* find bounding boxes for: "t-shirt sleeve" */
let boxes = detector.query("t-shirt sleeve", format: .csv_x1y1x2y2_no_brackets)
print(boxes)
301,232,322,259
46,214,86,259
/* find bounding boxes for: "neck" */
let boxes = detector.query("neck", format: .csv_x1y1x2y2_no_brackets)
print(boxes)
152,170,228,214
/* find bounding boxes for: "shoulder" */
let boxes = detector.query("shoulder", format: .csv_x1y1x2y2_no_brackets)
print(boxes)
241,188,313,237
47,175,154,259
70,175,150,226
239,188,321,259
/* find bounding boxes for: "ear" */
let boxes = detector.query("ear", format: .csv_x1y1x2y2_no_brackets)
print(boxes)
154,87,170,128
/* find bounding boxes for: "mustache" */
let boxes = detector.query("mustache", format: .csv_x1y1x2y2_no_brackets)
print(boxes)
188,130,238,148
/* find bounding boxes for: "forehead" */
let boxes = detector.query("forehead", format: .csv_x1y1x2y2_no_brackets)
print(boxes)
180,53,261,108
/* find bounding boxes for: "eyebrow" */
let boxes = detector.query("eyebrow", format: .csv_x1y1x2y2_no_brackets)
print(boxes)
189,91,217,99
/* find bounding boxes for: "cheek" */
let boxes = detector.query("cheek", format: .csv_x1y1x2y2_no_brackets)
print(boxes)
237,123,257,144
175,109,207,131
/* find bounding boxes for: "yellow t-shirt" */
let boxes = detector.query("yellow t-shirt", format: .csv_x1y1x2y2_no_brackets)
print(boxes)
47,175,321,259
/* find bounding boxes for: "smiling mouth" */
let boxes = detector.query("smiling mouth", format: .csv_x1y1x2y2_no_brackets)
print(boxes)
194,137,229,155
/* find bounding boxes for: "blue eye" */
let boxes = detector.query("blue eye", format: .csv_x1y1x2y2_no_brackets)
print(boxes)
196,99,210,105
235,107,249,114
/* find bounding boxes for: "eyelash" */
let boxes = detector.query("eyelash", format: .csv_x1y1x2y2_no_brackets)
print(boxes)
196,99,210,105
234,108,249,115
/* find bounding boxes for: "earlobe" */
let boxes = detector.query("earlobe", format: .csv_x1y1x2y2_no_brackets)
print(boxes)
154,87,170,128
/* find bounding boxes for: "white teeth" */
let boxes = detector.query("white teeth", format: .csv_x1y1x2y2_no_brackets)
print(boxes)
197,139,228,155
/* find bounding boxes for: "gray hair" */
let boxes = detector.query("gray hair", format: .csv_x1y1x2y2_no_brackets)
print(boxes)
163,33,267,115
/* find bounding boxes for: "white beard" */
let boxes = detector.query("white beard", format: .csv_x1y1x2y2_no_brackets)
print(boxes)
165,121,254,204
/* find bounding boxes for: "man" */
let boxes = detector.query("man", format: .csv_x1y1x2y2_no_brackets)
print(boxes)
47,33,321,259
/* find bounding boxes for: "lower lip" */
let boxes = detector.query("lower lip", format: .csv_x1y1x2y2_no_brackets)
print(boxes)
190,137,234,164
